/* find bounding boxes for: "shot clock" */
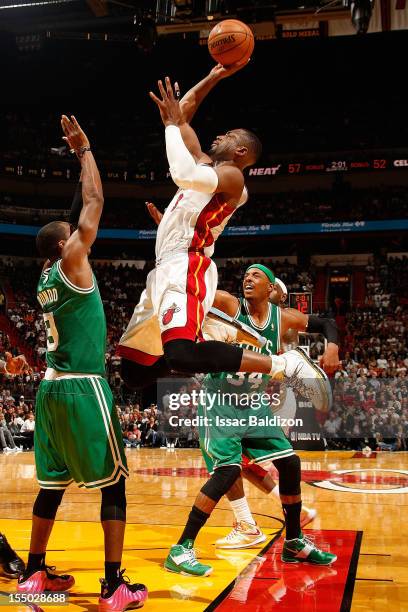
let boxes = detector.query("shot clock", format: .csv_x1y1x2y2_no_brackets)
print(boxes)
289,292,313,314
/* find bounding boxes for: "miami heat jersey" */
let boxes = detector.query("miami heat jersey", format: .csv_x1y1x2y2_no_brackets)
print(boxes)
155,185,248,261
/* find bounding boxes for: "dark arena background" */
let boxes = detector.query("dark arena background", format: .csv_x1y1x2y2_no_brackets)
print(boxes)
0,1,408,611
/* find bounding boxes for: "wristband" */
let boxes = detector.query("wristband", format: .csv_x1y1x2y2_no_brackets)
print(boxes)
77,146,91,158
70,146,91,158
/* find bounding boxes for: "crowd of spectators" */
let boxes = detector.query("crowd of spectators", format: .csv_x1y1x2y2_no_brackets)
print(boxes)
0,379,36,453
364,255,408,310
2,185,408,230
1,254,407,451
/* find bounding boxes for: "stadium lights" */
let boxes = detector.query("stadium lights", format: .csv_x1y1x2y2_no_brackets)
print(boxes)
205,0,222,20
349,0,374,34
0,0,76,9
134,11,158,52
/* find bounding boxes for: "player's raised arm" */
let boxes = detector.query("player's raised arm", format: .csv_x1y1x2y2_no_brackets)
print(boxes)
150,78,244,201
176,63,247,160
281,308,340,375
59,116,104,283
180,62,247,124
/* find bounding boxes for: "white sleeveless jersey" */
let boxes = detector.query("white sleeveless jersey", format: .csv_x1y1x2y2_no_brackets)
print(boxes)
155,185,248,261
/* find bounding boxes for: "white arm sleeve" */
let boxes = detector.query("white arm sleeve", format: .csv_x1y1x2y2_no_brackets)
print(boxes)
165,125,219,193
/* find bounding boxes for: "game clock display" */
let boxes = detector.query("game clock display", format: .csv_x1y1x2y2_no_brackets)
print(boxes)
289,292,313,314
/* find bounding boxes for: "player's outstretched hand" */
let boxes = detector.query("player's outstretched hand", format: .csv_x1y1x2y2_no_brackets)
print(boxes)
146,202,163,225
209,60,250,81
5,351,32,375
319,346,340,376
149,77,183,127
61,115,90,156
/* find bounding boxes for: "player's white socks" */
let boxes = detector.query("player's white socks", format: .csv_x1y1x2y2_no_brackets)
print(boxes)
229,497,256,525
269,355,286,378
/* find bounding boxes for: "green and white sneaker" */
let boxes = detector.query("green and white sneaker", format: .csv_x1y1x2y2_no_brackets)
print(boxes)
164,540,213,577
282,533,337,565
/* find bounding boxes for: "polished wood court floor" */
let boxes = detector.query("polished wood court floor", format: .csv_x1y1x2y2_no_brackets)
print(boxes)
1,449,408,611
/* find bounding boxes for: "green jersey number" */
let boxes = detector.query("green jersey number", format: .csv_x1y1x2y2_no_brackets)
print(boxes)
226,371,264,390
43,313,59,352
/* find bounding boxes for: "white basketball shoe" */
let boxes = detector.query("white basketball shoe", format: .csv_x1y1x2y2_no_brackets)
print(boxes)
281,348,332,413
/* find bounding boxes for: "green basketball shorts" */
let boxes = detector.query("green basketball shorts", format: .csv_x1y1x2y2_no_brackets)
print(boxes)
35,376,128,489
198,402,294,474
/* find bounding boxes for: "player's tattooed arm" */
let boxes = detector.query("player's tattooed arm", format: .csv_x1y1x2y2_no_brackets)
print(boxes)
212,290,240,318
59,115,104,287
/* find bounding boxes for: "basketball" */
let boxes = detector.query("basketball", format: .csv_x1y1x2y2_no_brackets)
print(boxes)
207,19,254,66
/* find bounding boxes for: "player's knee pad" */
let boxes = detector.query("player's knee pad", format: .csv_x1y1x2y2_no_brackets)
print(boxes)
33,488,65,520
121,356,170,390
273,454,301,496
201,465,241,502
163,339,243,374
100,476,127,522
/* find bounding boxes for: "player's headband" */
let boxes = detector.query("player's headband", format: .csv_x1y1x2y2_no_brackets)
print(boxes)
275,278,288,297
245,264,275,284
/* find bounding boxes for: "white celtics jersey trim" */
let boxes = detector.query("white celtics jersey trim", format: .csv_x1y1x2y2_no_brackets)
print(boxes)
38,477,74,488
276,306,281,353
244,300,272,331
56,260,95,294
91,378,123,466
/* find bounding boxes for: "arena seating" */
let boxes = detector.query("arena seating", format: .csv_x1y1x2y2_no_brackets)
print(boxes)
1,255,407,450
1,186,408,229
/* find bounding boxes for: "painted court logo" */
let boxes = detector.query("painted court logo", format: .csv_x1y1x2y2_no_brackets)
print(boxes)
310,469,408,494
162,303,181,326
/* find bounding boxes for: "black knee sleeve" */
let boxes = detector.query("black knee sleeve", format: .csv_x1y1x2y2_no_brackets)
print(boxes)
163,339,243,374
33,488,65,520
101,476,127,522
121,356,171,390
201,465,241,502
273,454,301,496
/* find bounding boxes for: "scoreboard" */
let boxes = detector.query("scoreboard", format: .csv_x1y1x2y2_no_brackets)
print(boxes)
289,292,313,314
248,157,408,178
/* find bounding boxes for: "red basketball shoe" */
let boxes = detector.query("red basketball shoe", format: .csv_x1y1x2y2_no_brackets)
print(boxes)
18,566,75,592
98,569,148,612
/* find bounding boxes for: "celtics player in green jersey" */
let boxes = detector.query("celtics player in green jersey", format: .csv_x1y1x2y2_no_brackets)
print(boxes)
164,264,339,576
18,116,147,612
209,271,339,550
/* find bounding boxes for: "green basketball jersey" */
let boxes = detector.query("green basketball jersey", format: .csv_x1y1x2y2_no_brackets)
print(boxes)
204,298,281,396
37,259,106,375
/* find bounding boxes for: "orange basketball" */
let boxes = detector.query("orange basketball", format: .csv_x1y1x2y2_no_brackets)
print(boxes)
207,19,254,67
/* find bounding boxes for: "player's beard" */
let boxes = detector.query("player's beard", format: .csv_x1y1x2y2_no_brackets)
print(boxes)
207,142,233,162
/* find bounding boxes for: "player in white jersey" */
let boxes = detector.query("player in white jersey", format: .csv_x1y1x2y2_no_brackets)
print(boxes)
119,67,331,430
118,64,262,382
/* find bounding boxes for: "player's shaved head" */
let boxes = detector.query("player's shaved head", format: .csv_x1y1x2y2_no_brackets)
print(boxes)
208,128,262,167
36,221,70,260
235,129,262,164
